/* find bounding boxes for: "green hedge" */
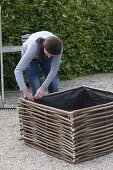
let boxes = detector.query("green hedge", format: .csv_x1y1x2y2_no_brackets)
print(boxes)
1,0,113,89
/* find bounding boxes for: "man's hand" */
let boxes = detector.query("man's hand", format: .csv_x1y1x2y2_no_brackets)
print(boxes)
34,85,45,99
23,88,34,101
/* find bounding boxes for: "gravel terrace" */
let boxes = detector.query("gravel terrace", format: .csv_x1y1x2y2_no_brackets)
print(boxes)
1,73,113,170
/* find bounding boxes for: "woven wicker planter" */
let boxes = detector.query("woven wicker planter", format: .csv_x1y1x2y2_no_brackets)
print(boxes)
18,86,113,164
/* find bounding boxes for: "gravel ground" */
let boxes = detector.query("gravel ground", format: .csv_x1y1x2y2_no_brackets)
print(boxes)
1,72,113,170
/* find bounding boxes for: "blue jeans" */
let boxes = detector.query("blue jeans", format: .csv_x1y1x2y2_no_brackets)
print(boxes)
25,58,59,95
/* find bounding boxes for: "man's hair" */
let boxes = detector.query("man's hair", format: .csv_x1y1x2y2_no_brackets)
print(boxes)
43,36,63,55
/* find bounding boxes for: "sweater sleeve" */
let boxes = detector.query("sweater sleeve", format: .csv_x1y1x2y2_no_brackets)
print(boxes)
42,53,62,88
14,44,37,91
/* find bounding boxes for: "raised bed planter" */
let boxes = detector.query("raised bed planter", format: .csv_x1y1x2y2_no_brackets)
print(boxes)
18,86,113,164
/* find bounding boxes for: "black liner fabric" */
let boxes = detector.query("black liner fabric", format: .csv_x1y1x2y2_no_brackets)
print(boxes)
35,86,113,111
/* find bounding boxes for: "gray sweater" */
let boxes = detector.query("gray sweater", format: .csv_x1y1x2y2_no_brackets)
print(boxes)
14,31,62,91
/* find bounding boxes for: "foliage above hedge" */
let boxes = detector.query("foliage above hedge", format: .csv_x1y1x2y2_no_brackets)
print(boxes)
1,0,113,89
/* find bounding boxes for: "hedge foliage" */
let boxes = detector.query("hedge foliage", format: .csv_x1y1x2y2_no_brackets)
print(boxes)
1,0,113,89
